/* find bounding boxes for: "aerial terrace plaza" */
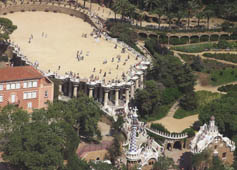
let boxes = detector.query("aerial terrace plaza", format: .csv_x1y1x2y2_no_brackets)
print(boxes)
0,3,150,109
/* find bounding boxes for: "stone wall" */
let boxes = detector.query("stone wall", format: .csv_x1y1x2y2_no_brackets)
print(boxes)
209,139,234,165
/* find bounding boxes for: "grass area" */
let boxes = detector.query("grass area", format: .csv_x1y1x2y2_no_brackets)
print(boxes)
174,91,222,119
203,53,237,63
178,53,197,64
171,43,215,53
171,41,237,53
210,67,237,86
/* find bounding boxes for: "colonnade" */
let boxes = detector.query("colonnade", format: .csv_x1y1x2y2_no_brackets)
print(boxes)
58,72,144,107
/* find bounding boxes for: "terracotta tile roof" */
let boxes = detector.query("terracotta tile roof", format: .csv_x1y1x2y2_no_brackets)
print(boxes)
0,66,44,83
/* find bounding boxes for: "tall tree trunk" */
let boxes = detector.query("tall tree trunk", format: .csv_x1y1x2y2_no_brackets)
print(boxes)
83,0,86,7
158,15,161,29
188,11,190,28
207,16,209,30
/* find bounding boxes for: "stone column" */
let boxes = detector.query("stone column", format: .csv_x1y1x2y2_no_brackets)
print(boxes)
99,87,103,102
115,88,119,106
104,89,109,107
73,84,78,97
135,79,139,89
59,84,63,95
130,83,135,99
140,74,144,89
125,87,130,104
94,87,98,100
89,86,94,98
69,81,73,97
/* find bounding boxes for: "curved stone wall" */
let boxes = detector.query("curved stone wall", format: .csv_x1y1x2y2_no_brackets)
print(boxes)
0,2,97,28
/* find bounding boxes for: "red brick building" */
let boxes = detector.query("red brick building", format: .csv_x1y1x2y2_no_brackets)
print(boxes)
0,66,54,112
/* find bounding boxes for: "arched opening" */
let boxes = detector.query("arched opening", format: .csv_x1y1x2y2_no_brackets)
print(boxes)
148,158,156,165
200,35,209,42
169,36,180,45
149,34,157,39
220,34,230,40
173,141,182,150
210,34,219,41
190,35,199,43
138,32,148,39
180,36,189,44
167,143,172,151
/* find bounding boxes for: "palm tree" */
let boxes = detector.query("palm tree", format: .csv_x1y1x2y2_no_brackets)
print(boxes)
139,12,146,27
144,0,158,12
196,12,204,27
203,8,215,30
186,0,199,28
154,7,163,29
112,0,130,21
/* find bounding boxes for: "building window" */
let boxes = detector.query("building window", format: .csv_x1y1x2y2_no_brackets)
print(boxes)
0,95,3,102
11,94,16,103
28,82,32,88
32,92,37,98
16,83,20,89
33,81,37,88
0,84,3,91
23,92,37,99
10,83,16,89
6,84,10,90
214,145,217,149
27,102,32,109
222,152,227,159
45,91,48,98
23,82,27,88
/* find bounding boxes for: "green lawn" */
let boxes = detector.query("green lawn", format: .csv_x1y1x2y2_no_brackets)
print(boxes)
174,91,222,119
171,43,215,53
210,67,237,86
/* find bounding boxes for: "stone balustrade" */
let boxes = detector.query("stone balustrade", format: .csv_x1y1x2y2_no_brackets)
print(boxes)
145,127,188,140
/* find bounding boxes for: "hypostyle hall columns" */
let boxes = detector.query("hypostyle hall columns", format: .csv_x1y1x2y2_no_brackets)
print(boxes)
89,86,94,98
125,86,130,104
73,84,78,97
140,73,144,89
130,82,135,99
104,88,110,107
115,88,119,106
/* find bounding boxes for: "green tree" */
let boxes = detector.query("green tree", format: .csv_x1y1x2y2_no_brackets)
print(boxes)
0,17,17,40
203,8,215,29
152,156,177,170
144,0,158,11
2,121,66,170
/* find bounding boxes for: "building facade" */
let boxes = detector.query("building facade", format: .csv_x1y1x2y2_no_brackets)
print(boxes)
190,116,236,165
0,66,54,112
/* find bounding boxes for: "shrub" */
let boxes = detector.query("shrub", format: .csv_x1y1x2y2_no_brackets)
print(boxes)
218,84,237,92
192,121,201,131
182,128,195,137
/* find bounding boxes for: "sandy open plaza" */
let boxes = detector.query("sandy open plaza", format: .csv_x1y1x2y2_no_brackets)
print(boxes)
3,11,141,82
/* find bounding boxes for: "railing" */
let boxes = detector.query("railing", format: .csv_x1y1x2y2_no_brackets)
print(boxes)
146,127,188,140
